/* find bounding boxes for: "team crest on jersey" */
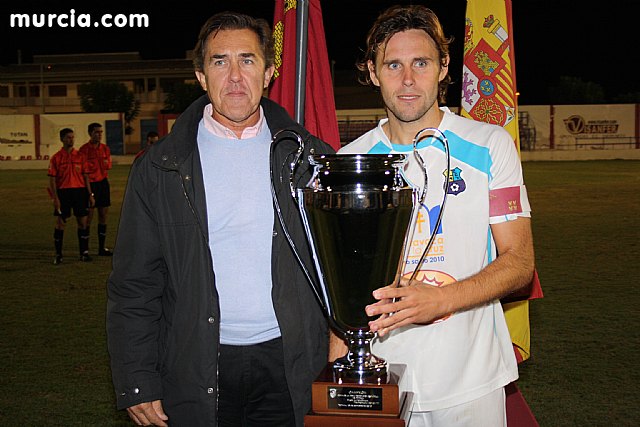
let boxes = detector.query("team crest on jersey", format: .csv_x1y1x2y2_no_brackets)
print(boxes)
443,167,466,195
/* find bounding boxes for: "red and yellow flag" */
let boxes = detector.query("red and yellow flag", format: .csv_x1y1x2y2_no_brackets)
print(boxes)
270,0,341,150
462,0,543,363
461,0,519,152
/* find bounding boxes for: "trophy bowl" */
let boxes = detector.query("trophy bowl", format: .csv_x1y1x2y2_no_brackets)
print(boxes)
297,154,417,384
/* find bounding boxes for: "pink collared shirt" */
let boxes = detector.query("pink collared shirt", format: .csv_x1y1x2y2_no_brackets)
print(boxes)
202,103,266,139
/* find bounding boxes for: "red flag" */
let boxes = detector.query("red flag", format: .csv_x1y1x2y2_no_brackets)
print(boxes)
270,0,341,150
270,0,297,117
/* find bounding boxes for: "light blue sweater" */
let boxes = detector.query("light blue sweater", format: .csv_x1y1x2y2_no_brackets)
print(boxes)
197,119,280,345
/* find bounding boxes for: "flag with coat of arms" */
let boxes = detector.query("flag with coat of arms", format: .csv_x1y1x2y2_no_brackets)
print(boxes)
461,0,543,365
462,2,543,425
461,0,519,152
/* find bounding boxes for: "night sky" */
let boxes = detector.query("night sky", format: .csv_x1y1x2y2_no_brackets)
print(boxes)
1,0,638,105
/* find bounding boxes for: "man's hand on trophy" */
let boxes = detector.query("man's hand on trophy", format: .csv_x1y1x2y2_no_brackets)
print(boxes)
365,280,454,337
328,328,348,362
126,400,169,427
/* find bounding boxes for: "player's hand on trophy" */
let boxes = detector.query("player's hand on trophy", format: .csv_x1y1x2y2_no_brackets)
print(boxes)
365,279,453,336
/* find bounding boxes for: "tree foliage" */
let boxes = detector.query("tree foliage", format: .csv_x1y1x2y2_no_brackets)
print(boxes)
163,82,205,113
78,80,140,134
611,91,640,103
548,76,606,105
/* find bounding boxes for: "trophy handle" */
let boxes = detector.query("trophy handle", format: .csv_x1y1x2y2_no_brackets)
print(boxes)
406,127,451,282
269,129,328,315
271,129,306,199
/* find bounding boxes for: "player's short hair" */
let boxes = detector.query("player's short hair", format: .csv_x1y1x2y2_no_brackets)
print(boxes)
88,122,102,135
59,128,74,141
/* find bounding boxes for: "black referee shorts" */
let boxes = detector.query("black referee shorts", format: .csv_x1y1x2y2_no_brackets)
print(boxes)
55,188,89,219
90,178,111,208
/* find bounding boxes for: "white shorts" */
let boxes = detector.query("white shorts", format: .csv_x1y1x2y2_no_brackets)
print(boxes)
409,387,506,427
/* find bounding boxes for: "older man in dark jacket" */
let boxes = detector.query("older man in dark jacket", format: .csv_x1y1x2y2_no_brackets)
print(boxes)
107,11,333,427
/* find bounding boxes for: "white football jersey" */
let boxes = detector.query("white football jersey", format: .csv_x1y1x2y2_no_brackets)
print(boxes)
338,108,530,411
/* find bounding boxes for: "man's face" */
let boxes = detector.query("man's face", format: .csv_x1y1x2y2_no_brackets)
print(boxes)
195,29,275,131
147,136,159,146
90,127,103,144
61,132,74,149
369,29,448,124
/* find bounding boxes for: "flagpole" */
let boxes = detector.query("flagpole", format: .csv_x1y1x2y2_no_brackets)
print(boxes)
294,0,309,125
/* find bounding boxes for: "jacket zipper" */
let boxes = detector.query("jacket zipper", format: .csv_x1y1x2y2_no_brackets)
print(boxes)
176,169,220,417
176,170,208,242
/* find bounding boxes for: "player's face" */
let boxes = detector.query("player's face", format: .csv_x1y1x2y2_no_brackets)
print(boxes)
90,127,103,144
369,29,448,124
61,132,74,148
195,29,274,132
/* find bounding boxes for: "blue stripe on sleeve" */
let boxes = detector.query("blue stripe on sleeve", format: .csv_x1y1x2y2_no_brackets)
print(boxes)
392,131,493,178
368,141,393,154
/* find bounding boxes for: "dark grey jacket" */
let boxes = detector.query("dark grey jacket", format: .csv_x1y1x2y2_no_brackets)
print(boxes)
107,95,333,426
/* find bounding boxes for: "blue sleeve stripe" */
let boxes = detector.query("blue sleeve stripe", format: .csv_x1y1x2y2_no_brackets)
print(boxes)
368,141,392,154
394,131,493,178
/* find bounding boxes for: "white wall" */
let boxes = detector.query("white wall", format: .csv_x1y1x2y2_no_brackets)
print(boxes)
0,112,120,159
521,104,637,150
39,113,120,157
0,115,36,159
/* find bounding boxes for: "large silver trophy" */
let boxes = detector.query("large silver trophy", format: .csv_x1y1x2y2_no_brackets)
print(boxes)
299,152,416,386
271,129,450,391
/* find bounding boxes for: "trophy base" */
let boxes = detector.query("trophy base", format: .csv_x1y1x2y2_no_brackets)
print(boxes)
305,393,413,426
305,363,411,425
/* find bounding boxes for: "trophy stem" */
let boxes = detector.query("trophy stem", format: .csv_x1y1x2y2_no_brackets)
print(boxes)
332,330,388,385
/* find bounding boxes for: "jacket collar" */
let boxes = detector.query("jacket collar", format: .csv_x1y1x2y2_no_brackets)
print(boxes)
149,95,308,171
